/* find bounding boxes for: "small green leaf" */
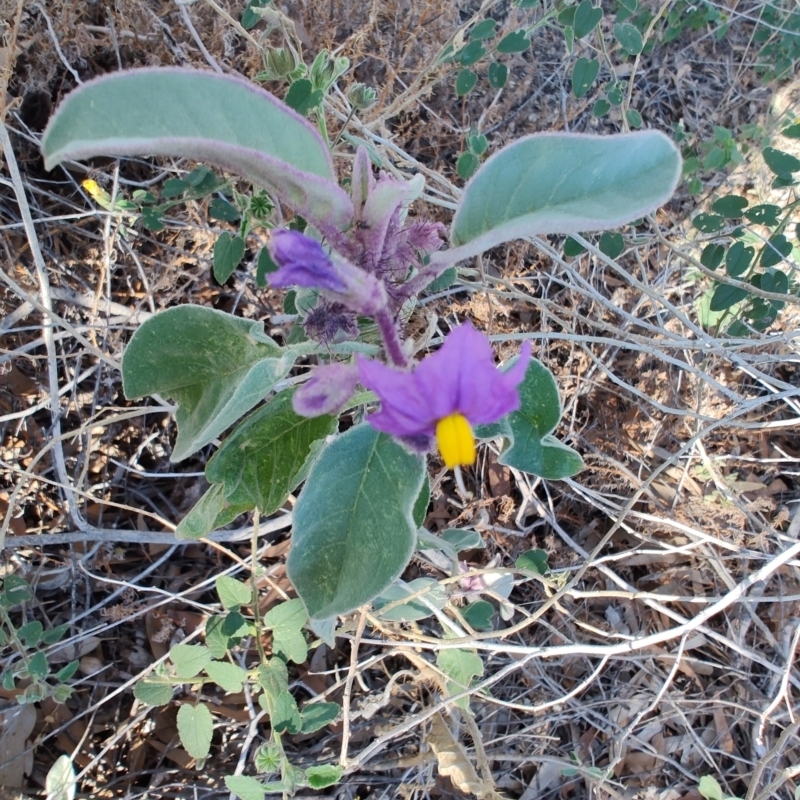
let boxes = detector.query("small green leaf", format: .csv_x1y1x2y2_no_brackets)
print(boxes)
45,755,76,800
225,775,266,800
204,661,247,693
702,146,726,171
258,658,289,701
41,622,70,645
745,204,781,226
205,611,251,658
701,243,725,271
497,29,530,53
468,133,489,156
55,660,80,682
572,57,600,98
18,620,44,647
760,234,792,268
697,776,725,800
263,598,308,664
28,650,48,680
456,69,478,97
287,424,425,619
177,703,214,759
2,575,33,606
605,81,624,105
162,177,189,197
490,360,584,479
614,22,643,53
122,306,295,462
574,0,603,38
592,99,611,117
625,109,643,128
709,283,749,312
241,0,271,29
618,0,638,12
487,61,509,89
712,195,748,217
305,764,343,790
256,246,279,287
216,576,252,610
209,196,241,222
782,123,800,139
462,601,494,631
170,643,213,680
564,236,587,256
284,79,323,116
300,702,340,733
516,549,549,574
763,146,800,177
457,151,480,181
270,690,302,734
213,232,245,283
599,231,624,258
760,269,789,295
459,41,486,66
692,213,725,233
437,647,484,711
134,678,174,706
441,528,485,551
413,474,431,526
470,19,497,40
725,242,754,277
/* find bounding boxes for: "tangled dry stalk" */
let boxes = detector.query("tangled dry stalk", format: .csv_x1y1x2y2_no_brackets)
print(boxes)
1,0,799,798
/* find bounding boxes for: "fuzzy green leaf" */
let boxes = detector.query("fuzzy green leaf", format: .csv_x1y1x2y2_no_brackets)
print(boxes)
177,703,214,759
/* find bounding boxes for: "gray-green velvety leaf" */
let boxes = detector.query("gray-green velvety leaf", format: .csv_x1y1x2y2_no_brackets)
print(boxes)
205,389,336,515
263,598,308,664
270,690,302,734
122,306,295,462
170,643,213,680
495,360,584,479
287,424,425,619
176,483,232,540
215,575,252,610
437,648,484,711
613,22,643,54
435,131,680,266
213,233,245,284
412,473,431,527
305,765,343,790
41,68,353,230
204,661,247,693
225,775,266,800
133,678,174,706
300,702,340,733
441,528,485,551
177,703,214,759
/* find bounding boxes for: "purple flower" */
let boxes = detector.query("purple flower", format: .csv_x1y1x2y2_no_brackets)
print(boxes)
267,229,387,316
358,323,531,467
293,362,360,417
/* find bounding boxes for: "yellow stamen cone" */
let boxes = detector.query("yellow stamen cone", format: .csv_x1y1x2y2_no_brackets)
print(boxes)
435,412,476,469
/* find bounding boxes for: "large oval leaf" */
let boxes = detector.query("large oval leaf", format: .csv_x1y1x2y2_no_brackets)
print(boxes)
122,305,296,461
287,424,425,619
437,131,680,265
42,68,353,229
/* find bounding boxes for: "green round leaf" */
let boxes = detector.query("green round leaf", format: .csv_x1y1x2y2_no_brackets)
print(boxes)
177,703,214,760
614,22,644,54
305,765,343,790
605,81,624,105
497,30,531,53
709,283,749,312
724,242,754,277
625,109,643,128
462,600,494,631
134,678,174,706
700,243,725,271
599,231,625,258
744,204,781,226
459,41,486,66
574,0,603,38
170,643,212,680
516,548,549,574
760,233,792,268
470,19,497,40
592,99,611,117
455,69,478,97
213,232,245,284
215,576,252,610
763,146,800,177
488,61,509,89
711,195,748,217
692,213,725,233
572,57,600,99
457,151,480,181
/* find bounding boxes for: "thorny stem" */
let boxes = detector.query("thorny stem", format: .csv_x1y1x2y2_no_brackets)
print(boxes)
375,307,409,369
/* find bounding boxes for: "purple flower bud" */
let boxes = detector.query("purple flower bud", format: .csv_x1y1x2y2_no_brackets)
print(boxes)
292,362,360,417
267,229,388,316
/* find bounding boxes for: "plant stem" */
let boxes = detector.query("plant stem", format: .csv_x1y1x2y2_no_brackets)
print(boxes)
375,307,409,368
251,509,268,665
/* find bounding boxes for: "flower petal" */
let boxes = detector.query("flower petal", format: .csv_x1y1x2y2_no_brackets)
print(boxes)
293,362,360,417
